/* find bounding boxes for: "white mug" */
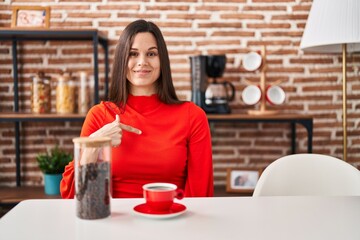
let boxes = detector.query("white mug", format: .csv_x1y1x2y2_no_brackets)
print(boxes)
242,85,261,105
266,85,285,105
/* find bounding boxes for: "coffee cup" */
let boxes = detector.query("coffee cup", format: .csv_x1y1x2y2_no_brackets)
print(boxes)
143,183,184,212
266,85,285,105
242,85,261,105
243,51,262,71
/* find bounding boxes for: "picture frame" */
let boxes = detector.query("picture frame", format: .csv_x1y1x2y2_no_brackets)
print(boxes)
11,6,50,28
226,167,262,193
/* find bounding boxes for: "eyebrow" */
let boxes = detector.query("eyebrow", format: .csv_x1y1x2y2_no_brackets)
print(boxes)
130,47,158,51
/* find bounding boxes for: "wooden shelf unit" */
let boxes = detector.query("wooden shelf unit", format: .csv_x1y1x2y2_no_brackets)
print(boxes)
0,113,86,121
207,113,313,154
0,28,109,187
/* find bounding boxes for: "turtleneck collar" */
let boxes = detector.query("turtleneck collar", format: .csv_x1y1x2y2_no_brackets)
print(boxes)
126,94,162,113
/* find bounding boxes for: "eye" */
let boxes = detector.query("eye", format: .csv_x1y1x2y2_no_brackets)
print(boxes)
129,51,138,57
147,51,158,57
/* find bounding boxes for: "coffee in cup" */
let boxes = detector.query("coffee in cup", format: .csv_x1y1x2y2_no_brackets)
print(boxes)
143,183,184,212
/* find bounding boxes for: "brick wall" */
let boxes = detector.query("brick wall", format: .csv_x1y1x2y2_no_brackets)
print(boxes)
0,0,359,187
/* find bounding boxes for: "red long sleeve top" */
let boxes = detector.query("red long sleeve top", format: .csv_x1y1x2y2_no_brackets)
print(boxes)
60,94,213,198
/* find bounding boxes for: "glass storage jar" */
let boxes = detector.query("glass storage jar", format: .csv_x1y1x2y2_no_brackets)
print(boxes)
73,137,112,220
31,72,51,113
77,71,92,114
56,73,75,113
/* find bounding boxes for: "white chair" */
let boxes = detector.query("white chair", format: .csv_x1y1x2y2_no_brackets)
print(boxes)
253,153,360,196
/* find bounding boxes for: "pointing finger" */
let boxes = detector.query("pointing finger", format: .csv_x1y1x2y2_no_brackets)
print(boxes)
114,114,120,123
119,123,142,135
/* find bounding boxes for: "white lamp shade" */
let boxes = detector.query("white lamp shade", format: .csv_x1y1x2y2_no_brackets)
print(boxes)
300,0,360,53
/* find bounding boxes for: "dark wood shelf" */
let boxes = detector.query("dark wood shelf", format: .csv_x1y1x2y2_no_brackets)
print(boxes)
0,28,107,44
207,113,313,154
207,113,313,121
0,28,109,187
213,185,252,197
0,186,61,205
0,112,86,122
0,186,61,217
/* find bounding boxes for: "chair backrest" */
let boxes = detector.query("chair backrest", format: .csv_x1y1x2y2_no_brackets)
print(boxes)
253,153,360,196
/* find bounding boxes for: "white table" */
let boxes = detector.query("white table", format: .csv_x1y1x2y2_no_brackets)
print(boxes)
1,196,359,240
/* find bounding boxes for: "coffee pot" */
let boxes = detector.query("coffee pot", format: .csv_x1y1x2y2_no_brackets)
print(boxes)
190,55,235,114
205,81,235,105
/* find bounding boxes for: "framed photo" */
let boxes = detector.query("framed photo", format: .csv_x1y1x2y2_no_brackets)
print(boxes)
11,6,50,28
226,168,262,193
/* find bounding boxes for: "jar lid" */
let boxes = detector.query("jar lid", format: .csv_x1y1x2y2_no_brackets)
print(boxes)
72,137,111,147
32,75,42,83
58,72,72,82
37,71,51,81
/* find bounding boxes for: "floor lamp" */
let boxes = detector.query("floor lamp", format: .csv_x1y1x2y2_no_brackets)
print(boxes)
300,0,360,161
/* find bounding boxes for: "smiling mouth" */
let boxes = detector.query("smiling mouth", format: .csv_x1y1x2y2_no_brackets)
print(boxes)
134,70,151,73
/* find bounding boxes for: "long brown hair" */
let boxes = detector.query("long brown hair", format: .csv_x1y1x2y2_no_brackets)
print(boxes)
109,19,181,108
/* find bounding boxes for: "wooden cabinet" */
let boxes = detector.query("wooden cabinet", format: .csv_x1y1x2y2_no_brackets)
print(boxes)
207,113,313,154
0,28,109,187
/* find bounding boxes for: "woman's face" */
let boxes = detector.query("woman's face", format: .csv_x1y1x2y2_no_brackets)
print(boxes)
126,32,161,96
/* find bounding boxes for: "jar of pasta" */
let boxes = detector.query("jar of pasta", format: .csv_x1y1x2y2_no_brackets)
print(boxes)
77,71,91,114
31,72,51,113
56,73,75,113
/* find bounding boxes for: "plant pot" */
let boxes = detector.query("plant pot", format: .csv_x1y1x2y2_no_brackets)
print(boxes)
44,173,62,195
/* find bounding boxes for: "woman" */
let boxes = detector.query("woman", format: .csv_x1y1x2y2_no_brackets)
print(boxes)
60,19,213,198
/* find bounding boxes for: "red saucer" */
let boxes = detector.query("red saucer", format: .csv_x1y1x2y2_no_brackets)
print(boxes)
133,203,186,219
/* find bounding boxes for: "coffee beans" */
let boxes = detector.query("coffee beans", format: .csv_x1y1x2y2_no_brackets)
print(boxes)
76,161,110,219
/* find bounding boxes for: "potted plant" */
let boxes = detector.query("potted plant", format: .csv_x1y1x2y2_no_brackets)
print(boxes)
36,145,72,195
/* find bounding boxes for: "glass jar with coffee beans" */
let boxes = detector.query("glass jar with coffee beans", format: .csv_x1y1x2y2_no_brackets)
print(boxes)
73,137,112,220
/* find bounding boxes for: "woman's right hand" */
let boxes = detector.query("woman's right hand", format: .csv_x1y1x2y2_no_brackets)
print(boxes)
90,115,142,147
81,115,142,165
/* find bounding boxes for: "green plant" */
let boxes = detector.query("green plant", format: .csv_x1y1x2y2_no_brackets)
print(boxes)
36,145,72,174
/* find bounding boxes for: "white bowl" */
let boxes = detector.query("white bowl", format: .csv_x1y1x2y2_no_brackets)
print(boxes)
243,52,262,71
242,85,261,105
266,85,285,105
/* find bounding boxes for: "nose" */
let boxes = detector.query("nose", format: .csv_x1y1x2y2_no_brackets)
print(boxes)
137,54,148,66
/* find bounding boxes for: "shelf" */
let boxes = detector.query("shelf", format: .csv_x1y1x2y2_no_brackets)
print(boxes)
207,113,313,121
0,28,107,45
0,28,109,187
207,113,313,154
0,186,61,206
0,113,86,122
0,27,109,106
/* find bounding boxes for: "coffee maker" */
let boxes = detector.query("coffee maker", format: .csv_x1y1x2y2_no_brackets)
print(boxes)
190,55,235,114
